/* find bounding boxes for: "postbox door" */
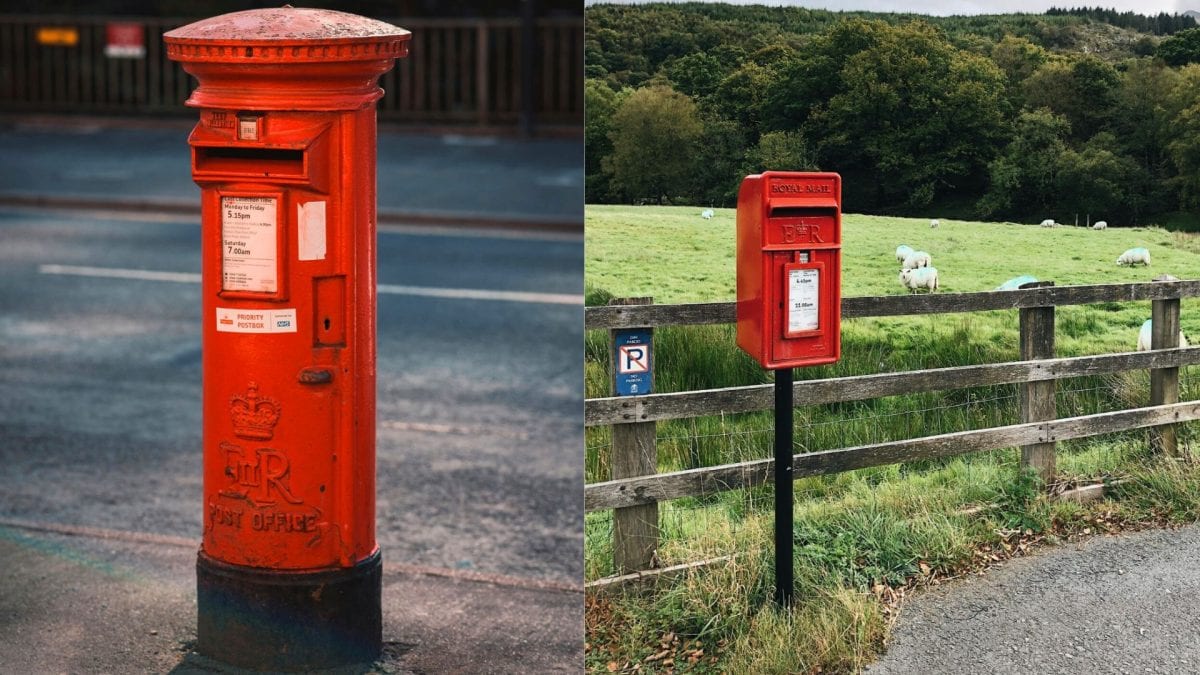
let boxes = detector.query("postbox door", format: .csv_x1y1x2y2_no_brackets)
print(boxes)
202,178,360,570
765,248,841,367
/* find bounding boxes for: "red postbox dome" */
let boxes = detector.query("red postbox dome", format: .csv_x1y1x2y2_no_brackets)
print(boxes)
165,7,410,61
164,7,411,110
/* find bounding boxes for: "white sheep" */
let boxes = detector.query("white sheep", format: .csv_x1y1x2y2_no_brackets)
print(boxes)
895,244,914,263
996,275,1038,291
1137,319,1189,351
902,251,932,270
701,209,714,220
1116,247,1151,266
1040,219,1056,227
899,267,939,292
1092,220,1107,230
930,219,940,229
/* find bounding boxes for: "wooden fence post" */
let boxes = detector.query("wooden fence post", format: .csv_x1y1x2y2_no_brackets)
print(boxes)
1151,275,1182,455
1019,282,1056,482
609,297,659,573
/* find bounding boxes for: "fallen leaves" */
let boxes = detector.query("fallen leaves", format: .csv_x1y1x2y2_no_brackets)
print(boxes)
586,618,723,674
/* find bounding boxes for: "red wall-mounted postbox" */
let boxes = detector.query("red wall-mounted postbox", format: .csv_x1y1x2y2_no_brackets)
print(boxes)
736,171,842,369
165,8,409,671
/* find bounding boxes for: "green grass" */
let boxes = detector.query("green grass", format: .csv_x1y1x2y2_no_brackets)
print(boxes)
585,205,1200,673
586,204,1200,300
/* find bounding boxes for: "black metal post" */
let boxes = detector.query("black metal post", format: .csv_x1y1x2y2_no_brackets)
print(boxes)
774,367,794,607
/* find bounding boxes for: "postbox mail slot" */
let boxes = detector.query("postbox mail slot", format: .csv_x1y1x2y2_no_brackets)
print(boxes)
194,146,305,178
769,206,836,218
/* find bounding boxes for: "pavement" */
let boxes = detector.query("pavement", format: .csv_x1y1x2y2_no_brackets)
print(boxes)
0,524,579,674
0,118,584,673
869,524,1200,674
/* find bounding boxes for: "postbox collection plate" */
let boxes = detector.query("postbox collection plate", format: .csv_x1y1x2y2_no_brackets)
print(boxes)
220,194,280,294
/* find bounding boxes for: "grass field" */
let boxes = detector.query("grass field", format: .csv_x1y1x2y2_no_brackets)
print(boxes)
585,205,1200,673
586,205,1200,300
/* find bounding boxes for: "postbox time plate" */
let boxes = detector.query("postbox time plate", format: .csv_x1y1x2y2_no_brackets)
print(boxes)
786,264,821,334
221,195,278,293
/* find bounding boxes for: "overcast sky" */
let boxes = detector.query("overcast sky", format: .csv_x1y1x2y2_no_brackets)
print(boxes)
584,1,1196,17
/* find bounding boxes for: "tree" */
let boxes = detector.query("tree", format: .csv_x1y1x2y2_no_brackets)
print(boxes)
665,52,726,99
774,20,1010,210
603,86,703,204
990,35,1047,108
1054,133,1150,223
1024,55,1120,141
705,61,771,133
744,130,817,174
1167,65,1200,209
690,114,750,207
1110,58,1180,195
977,109,1071,218
1157,27,1200,66
584,78,624,203
760,18,887,132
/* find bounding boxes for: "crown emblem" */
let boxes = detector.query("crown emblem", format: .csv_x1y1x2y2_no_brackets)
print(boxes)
230,382,280,440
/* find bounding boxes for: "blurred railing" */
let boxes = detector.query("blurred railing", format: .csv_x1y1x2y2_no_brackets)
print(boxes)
0,15,582,130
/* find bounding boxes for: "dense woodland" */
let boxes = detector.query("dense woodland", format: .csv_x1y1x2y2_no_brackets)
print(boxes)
585,4,1200,226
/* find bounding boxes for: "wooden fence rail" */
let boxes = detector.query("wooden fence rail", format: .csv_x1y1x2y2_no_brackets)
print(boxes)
586,278,1197,575
586,347,1200,427
584,280,1200,329
0,14,582,129
586,400,1200,512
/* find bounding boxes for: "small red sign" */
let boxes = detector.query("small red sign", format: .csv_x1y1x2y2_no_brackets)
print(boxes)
105,22,145,59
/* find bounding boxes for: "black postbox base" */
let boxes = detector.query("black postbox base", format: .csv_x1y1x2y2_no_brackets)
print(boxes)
196,549,382,672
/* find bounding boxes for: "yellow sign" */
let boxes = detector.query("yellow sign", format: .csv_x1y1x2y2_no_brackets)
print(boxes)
36,27,78,47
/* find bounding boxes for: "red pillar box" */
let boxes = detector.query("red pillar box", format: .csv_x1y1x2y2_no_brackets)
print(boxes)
164,9,410,670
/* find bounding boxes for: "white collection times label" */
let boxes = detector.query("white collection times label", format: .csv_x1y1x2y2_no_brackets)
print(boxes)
787,268,820,333
222,196,278,293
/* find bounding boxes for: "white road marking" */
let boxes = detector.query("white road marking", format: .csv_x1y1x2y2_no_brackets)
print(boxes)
380,420,530,439
38,264,583,306
377,221,582,243
376,283,580,305
39,263,201,283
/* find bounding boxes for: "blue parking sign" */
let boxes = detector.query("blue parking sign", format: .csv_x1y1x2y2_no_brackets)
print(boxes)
614,329,652,396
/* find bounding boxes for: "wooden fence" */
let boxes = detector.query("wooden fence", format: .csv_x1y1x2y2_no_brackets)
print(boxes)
585,278,1200,576
0,15,582,129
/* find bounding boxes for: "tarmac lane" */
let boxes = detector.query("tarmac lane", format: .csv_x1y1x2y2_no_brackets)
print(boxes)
869,524,1200,673
0,122,584,229
0,206,584,671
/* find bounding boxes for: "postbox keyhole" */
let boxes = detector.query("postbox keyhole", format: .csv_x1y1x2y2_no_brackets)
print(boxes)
314,276,346,347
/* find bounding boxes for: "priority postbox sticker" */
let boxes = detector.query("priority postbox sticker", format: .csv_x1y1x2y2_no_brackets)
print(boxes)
221,196,278,293
216,307,298,334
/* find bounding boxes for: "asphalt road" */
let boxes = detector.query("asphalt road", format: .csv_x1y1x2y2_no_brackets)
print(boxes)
0,121,583,225
869,524,1200,674
0,206,582,583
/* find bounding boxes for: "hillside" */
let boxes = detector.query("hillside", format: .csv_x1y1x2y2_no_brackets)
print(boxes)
586,4,1200,224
